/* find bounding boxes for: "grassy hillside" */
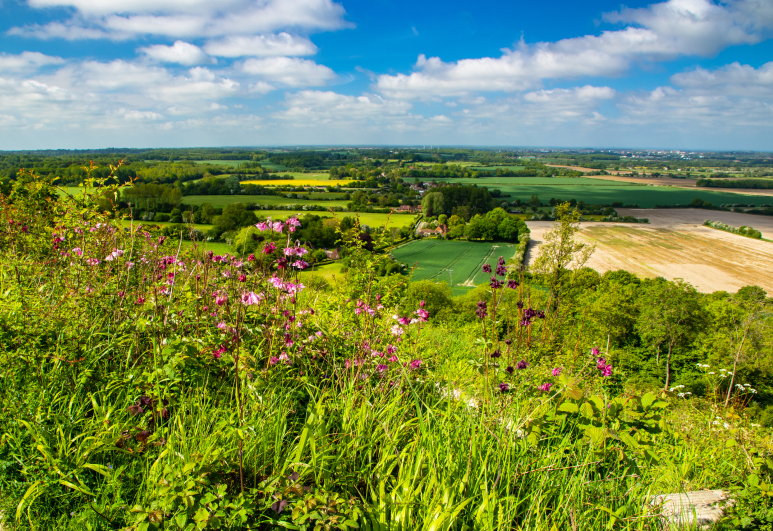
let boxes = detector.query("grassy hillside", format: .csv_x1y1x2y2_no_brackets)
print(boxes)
0,178,771,530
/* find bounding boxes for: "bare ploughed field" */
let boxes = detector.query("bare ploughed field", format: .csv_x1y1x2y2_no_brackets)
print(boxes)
526,209,773,293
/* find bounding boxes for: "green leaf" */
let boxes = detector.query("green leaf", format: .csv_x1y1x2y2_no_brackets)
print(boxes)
579,402,594,419
557,402,578,414
175,512,188,528
641,393,656,409
58,479,94,496
725,439,737,448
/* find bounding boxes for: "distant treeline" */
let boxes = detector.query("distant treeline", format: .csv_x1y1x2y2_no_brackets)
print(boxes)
697,178,773,189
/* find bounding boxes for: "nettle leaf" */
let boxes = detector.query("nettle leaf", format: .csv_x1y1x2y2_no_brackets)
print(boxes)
579,402,594,419
640,393,656,409
585,425,606,445
557,402,578,414
560,376,584,401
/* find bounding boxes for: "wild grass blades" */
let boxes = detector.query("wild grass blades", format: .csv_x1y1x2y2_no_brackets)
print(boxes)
0,172,770,530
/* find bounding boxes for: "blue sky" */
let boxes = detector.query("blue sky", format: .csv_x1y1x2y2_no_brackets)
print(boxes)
0,0,772,150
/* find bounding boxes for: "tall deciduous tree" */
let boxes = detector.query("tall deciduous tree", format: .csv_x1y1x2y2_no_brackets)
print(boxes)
636,279,703,390
531,202,595,308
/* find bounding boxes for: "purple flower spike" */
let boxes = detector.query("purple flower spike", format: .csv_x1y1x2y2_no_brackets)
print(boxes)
516,360,529,370
499,382,510,392
482,264,492,273
538,382,553,393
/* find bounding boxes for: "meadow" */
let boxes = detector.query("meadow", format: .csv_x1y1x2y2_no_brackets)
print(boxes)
0,176,771,530
391,240,518,294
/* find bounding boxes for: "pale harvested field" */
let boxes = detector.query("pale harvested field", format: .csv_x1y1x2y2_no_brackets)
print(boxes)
526,209,773,293
584,174,773,198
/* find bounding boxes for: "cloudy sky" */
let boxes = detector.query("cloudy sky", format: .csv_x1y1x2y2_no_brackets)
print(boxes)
0,0,772,150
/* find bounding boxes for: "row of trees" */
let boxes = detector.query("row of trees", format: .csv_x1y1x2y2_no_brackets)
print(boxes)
421,185,494,219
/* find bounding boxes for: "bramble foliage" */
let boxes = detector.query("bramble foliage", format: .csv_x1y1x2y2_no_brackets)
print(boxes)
0,173,771,530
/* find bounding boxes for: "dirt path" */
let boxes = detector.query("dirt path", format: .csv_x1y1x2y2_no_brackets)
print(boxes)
525,210,773,293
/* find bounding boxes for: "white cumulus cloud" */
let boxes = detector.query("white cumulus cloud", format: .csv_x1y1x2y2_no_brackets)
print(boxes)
241,57,335,87
14,0,350,39
203,33,317,57
139,41,213,65
376,0,773,99
0,52,65,71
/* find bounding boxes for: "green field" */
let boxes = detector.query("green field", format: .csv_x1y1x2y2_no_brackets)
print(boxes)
438,176,638,187
191,160,244,167
182,195,349,209
391,240,517,294
431,177,773,207
258,162,290,171
246,210,416,228
308,192,346,199
470,166,527,171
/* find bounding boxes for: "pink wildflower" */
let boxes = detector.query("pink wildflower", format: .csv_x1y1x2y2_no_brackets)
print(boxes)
241,291,263,305
262,242,277,255
390,325,404,336
538,382,553,393
72,247,83,257
552,367,562,377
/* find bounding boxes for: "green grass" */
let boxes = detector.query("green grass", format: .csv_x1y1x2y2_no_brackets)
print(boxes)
391,240,517,294
181,195,349,209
